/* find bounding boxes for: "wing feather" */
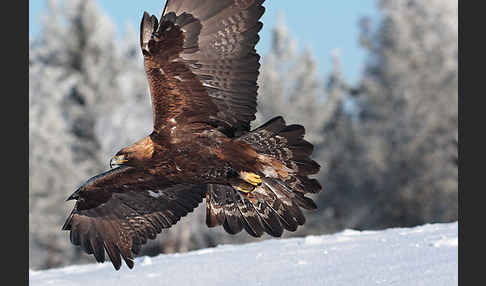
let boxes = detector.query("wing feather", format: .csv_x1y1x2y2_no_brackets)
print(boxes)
62,167,206,270
142,0,265,136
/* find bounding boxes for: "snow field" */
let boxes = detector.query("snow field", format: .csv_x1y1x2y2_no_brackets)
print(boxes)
30,222,458,286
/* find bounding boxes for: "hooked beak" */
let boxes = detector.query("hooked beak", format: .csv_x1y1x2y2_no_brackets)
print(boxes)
66,189,80,201
66,184,84,201
110,155,128,169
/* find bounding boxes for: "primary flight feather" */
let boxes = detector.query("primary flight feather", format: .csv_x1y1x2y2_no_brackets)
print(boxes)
63,0,322,270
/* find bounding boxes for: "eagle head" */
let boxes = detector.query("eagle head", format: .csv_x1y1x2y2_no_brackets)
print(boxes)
110,136,155,169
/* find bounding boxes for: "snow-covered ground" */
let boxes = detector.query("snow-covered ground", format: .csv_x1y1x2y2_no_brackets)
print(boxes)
30,222,458,286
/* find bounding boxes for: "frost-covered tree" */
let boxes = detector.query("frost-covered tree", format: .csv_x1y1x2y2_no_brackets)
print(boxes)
352,0,458,227
59,0,123,167
29,39,87,269
306,52,373,233
291,0,458,232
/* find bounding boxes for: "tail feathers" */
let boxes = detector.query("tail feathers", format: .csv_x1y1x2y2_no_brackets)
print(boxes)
206,176,319,238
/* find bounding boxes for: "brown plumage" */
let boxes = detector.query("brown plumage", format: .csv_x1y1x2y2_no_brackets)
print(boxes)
62,0,322,270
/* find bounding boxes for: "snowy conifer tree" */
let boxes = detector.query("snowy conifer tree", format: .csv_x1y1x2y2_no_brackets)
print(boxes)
354,0,458,227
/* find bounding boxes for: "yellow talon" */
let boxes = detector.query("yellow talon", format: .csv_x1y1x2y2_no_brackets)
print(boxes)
240,171,262,186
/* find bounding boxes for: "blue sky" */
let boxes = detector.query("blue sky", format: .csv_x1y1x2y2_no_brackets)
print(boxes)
30,0,379,84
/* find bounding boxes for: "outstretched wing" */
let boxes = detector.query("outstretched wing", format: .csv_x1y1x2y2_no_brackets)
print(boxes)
62,166,206,270
141,0,265,136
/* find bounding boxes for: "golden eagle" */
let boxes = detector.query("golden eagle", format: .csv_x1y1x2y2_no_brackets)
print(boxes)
62,0,321,270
